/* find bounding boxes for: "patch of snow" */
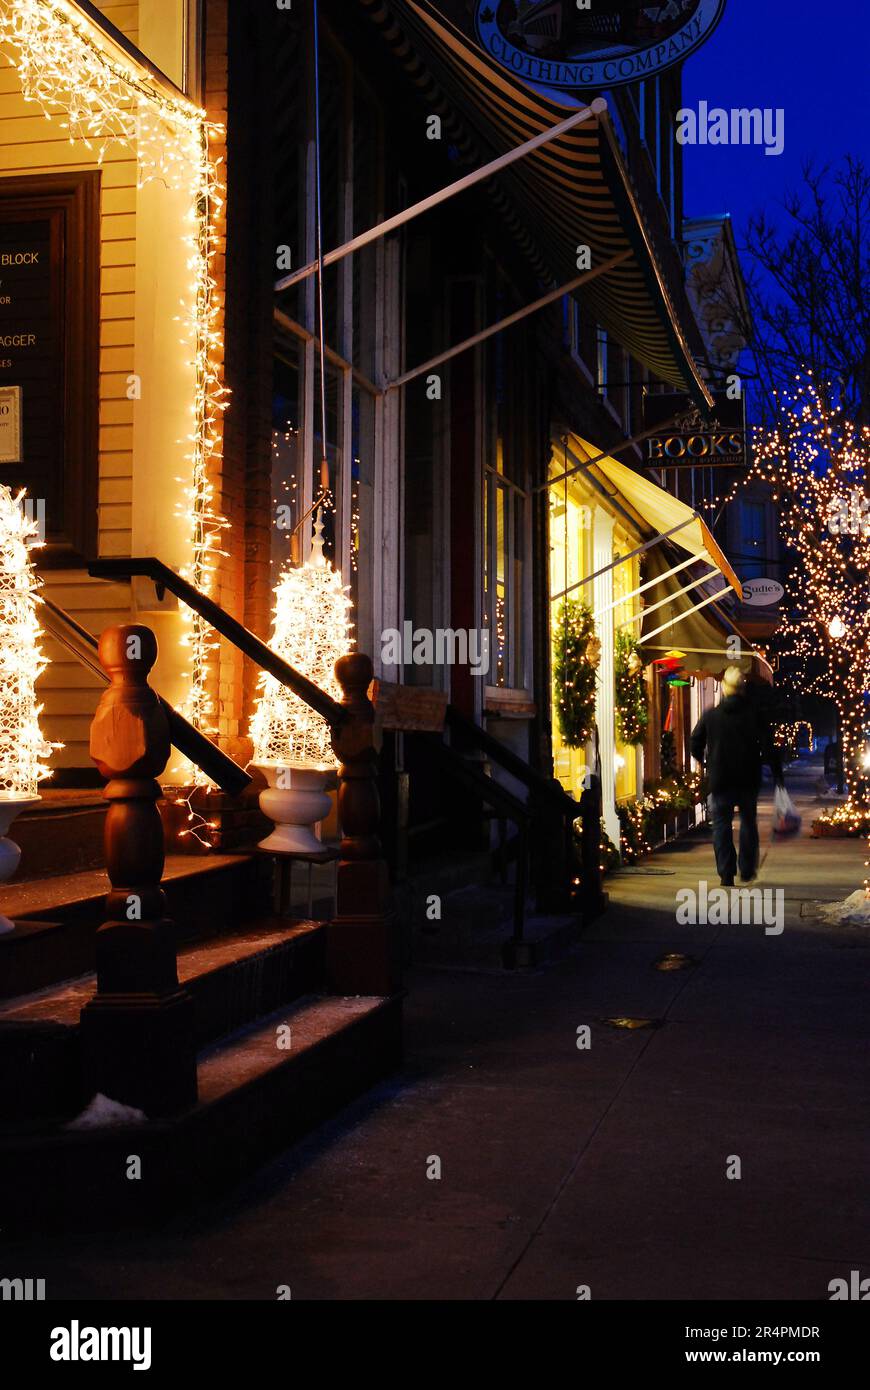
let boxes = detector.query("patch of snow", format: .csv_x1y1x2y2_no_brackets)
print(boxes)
817,889,870,927
66,1092,147,1129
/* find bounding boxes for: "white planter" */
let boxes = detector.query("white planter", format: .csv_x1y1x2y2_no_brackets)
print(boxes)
254,764,332,856
0,794,40,934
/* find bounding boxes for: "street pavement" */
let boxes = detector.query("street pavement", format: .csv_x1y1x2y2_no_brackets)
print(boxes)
5,756,869,1300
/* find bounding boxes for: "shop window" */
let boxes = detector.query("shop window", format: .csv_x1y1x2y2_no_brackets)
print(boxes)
738,499,767,580
271,22,385,656
484,295,528,690
90,1,195,95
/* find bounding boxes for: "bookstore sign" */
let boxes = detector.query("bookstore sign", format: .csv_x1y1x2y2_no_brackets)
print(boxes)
642,391,747,468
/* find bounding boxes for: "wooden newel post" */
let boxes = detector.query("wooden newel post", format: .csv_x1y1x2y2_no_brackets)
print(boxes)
328,652,398,996
79,625,197,1116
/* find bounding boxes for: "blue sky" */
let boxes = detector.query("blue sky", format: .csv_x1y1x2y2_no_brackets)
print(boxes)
682,0,869,238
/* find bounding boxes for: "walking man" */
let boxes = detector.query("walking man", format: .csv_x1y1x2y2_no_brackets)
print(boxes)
690,666,784,886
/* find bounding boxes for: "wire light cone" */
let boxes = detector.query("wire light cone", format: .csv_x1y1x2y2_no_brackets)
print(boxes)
250,515,353,771
0,487,57,796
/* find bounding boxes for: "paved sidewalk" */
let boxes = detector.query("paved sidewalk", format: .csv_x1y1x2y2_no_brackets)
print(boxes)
4,758,869,1300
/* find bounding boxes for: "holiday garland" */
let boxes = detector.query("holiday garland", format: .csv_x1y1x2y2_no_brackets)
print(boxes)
614,631,648,746
553,599,598,748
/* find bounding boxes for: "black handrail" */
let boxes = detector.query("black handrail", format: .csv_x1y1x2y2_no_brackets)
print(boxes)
436,741,529,942
42,598,252,798
87,557,347,728
445,703,581,817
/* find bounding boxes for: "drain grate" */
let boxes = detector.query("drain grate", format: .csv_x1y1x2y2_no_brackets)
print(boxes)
653,952,698,972
601,1016,663,1030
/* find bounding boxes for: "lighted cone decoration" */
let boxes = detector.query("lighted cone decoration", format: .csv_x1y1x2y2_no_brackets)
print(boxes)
249,513,353,854
0,486,56,932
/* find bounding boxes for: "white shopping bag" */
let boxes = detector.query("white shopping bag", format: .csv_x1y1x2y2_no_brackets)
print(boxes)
773,784,801,838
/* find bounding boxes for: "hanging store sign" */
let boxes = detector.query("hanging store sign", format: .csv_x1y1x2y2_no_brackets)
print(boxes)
0,172,100,565
741,577,783,607
473,1,727,101
641,390,747,468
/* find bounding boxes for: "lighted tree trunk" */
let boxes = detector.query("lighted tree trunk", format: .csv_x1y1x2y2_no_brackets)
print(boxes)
79,625,197,1116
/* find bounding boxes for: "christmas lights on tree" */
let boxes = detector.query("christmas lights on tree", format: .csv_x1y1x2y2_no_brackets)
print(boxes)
250,514,353,772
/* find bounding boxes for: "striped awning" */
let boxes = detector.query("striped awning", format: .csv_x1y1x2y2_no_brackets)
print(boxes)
359,0,712,407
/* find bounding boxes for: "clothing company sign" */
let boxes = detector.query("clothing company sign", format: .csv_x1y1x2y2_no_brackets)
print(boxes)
642,391,747,468
474,1,726,100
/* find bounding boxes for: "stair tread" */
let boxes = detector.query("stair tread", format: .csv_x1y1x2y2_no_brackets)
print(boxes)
0,916,322,1026
1,852,254,922
196,993,389,1104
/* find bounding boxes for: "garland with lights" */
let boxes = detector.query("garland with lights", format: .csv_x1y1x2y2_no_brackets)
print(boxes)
0,0,230,784
614,631,648,746
553,599,598,749
0,486,58,795
249,516,353,771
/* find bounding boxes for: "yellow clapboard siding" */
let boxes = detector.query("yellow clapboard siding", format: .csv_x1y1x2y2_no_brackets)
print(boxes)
100,321,135,348
42,695,102,717
0,145,137,185
99,477,133,505
98,502,133,528
100,371,138,398
101,212,136,241
100,238,136,268
99,399,134,426
100,186,136,215
99,346,134,373
98,530,136,557
100,266,136,295
98,424,134,451
42,578,131,612
101,293,136,321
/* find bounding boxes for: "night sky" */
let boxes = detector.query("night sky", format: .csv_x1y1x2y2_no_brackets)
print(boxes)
682,0,869,239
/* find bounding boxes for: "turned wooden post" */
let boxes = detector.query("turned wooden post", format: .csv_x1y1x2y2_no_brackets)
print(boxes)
79,625,197,1116
328,652,398,995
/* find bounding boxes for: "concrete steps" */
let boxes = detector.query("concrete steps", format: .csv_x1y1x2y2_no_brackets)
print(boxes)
0,853,267,999
0,992,402,1234
0,916,327,1124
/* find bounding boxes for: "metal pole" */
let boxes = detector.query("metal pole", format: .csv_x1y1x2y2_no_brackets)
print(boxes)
275,97,607,293
312,0,330,509
385,252,631,392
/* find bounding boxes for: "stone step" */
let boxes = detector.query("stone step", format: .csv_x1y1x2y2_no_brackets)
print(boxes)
0,853,268,999
0,991,402,1234
0,916,326,1123
11,790,107,880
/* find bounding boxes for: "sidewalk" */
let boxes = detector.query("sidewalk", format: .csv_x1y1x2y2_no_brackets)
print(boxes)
4,757,869,1300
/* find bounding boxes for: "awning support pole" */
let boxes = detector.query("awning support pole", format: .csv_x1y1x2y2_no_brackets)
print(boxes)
641,585,730,644
615,567,720,628
591,553,697,620
276,98,606,293
541,422,681,491
384,251,631,393
550,517,696,602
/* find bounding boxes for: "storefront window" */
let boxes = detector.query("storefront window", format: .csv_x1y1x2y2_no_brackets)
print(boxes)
484,306,527,690
271,21,384,656
613,545,640,802
548,453,594,799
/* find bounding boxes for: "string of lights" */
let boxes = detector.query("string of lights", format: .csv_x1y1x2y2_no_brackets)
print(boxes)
0,0,230,808
0,487,60,796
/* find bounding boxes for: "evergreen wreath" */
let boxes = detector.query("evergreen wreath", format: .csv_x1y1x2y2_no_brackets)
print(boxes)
553,599,598,748
614,630,648,746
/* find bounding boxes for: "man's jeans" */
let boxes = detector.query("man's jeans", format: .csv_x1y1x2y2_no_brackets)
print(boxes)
708,791,759,883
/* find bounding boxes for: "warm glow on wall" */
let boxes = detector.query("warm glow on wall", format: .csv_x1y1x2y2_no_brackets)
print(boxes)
0,0,230,767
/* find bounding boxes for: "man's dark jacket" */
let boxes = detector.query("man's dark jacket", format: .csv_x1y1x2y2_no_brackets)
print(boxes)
690,694,783,796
